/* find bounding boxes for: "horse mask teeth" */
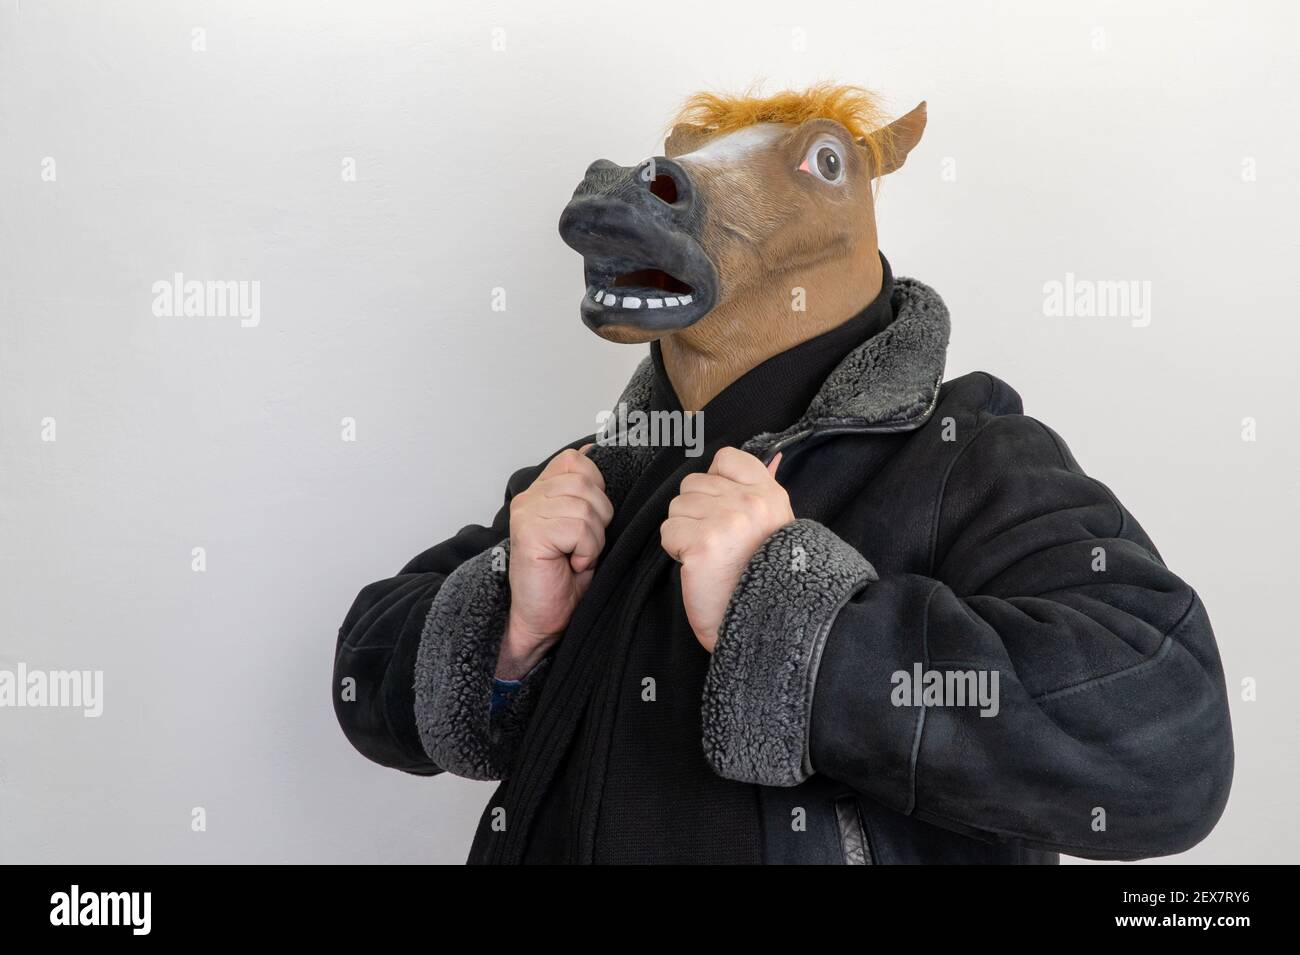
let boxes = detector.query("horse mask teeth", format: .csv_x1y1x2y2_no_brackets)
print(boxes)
559,155,718,339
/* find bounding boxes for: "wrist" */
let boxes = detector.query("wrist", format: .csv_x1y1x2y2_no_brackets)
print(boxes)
497,614,559,679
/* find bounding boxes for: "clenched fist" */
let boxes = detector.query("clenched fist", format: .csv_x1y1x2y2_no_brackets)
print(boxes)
499,446,613,679
661,447,795,653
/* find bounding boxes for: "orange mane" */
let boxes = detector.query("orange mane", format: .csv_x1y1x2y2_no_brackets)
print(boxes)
668,82,895,170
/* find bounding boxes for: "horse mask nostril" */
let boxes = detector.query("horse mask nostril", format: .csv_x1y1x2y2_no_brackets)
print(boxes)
649,172,678,204
639,159,686,205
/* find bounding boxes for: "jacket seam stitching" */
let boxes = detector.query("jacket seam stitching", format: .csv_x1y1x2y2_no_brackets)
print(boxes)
925,430,995,579
803,564,876,779
1030,592,1199,703
341,642,399,653
924,372,999,577
905,581,940,815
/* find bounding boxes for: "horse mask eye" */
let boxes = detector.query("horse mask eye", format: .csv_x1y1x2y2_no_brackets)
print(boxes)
800,141,845,184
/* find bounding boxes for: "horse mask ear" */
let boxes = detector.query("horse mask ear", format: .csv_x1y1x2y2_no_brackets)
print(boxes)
859,101,927,177
665,122,714,158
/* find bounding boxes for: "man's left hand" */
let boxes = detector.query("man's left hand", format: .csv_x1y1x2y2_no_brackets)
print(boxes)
661,447,795,652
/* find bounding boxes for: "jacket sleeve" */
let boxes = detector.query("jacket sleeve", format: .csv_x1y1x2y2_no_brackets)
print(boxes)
333,445,579,779
700,415,1234,860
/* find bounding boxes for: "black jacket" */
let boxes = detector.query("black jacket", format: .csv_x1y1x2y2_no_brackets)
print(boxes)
334,272,1233,864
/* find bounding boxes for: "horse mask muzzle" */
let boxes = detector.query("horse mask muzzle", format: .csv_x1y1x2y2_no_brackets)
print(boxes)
558,157,718,335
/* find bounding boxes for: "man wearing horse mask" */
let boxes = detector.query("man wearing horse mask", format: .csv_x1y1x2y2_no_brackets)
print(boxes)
333,84,1233,864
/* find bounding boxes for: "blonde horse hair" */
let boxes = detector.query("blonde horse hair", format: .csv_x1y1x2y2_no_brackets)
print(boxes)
668,81,897,175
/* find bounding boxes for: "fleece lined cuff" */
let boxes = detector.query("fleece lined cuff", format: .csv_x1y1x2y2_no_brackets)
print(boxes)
702,519,877,787
412,540,550,780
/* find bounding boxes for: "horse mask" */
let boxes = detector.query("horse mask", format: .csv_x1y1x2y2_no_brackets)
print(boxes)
559,84,927,411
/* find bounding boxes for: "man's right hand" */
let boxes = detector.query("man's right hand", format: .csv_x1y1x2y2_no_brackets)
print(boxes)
497,446,613,680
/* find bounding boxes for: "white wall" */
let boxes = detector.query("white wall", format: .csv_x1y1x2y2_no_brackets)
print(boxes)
1,0,1295,863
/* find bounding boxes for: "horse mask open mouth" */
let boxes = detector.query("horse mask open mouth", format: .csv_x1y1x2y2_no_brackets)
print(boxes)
558,86,928,358
558,156,718,339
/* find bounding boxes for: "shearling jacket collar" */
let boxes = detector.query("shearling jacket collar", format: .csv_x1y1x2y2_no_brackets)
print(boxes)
590,275,951,509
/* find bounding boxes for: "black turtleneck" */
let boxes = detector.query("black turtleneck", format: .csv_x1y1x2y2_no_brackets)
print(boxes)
647,253,895,446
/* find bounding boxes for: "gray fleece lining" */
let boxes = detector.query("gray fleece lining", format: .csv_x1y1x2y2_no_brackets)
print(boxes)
586,360,658,511
413,539,550,780
701,519,877,787
589,277,950,482
746,278,949,457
